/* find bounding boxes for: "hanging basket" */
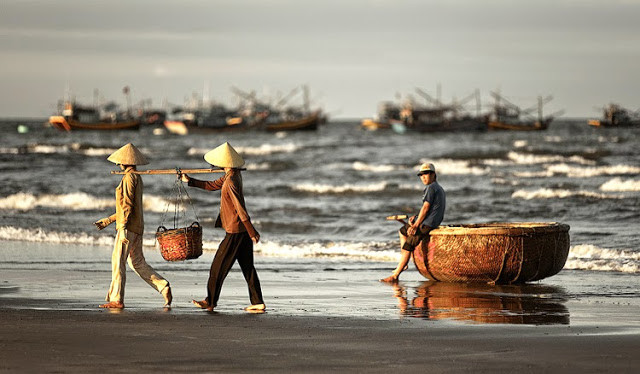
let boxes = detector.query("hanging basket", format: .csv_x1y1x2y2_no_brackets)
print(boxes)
156,222,203,261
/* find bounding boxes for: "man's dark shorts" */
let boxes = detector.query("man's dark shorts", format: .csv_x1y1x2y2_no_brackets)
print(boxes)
399,223,433,251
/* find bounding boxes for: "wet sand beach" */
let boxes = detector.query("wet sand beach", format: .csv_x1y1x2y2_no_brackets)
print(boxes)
1,241,640,372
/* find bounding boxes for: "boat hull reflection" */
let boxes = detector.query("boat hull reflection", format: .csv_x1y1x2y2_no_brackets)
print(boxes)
390,281,569,325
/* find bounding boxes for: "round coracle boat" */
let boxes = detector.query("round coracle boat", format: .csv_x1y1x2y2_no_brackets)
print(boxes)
412,222,570,284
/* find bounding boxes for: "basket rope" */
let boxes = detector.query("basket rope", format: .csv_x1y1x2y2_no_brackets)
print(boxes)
156,177,203,261
159,177,200,230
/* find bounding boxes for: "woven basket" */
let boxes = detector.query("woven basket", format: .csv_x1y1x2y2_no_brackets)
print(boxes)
412,222,570,284
156,222,203,262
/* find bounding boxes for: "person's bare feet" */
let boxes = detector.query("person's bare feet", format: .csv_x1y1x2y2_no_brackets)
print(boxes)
99,301,124,309
379,274,399,283
192,299,214,311
244,303,266,312
161,286,172,307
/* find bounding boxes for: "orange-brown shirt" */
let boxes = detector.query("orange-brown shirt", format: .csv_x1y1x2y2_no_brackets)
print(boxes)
188,169,255,235
109,167,144,234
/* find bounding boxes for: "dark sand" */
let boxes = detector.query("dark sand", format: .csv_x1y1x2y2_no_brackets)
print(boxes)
1,307,640,373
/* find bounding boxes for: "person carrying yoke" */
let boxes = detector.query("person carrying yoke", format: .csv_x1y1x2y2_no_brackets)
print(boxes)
180,142,265,312
94,143,172,309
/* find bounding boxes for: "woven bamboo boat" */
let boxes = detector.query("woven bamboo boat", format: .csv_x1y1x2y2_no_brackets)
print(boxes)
412,222,570,284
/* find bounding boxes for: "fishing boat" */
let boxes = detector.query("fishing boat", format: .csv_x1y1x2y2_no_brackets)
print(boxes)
487,92,561,131
49,102,140,131
363,88,487,133
361,102,399,131
265,110,320,132
411,222,570,284
232,84,324,132
163,104,245,135
588,103,640,127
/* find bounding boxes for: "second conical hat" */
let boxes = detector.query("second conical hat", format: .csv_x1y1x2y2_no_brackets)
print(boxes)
204,142,245,168
107,143,149,165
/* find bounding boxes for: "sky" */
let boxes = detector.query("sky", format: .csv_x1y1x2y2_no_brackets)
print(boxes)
1,0,639,119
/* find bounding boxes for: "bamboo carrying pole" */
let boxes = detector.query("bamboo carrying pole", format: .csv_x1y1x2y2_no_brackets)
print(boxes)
110,168,245,175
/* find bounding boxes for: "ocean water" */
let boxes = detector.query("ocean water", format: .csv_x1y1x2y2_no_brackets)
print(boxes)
0,119,639,274
1,119,639,324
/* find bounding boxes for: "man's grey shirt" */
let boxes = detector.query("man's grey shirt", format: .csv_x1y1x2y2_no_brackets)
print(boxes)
421,180,446,228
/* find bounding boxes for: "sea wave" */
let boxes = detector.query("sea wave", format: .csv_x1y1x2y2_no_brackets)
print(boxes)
188,143,300,157
324,161,406,173
0,226,399,261
513,140,528,148
507,151,595,166
513,163,640,178
0,192,176,213
0,226,113,246
419,159,489,175
254,241,399,261
352,161,405,173
546,163,640,178
292,181,391,194
0,143,120,156
600,178,640,192
566,244,640,273
484,152,595,167
511,188,622,200
1,226,638,272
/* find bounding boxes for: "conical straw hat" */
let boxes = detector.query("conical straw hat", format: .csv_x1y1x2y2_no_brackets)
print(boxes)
204,142,244,168
107,143,149,165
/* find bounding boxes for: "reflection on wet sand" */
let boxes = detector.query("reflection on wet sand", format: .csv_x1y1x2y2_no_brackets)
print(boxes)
388,281,570,325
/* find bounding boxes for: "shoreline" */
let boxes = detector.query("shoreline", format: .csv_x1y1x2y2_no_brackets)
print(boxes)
1,240,640,372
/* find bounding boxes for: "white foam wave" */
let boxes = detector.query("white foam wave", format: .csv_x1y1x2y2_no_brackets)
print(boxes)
600,178,640,192
511,188,622,200
544,136,563,143
506,151,595,166
546,163,640,178
0,226,113,246
0,192,113,211
245,162,273,171
419,159,489,175
293,181,390,194
565,244,640,273
188,143,300,157
254,241,399,262
1,226,637,273
513,140,528,148
0,147,20,154
0,143,119,156
352,162,405,173
0,192,174,213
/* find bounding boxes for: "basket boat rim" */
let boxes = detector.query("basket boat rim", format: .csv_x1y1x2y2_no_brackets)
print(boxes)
430,222,570,236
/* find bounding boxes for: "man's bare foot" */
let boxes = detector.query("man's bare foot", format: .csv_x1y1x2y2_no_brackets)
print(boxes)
379,274,399,283
192,299,214,311
99,301,124,309
244,303,266,312
161,286,172,307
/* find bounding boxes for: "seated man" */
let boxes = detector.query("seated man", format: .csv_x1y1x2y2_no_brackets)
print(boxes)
381,163,446,282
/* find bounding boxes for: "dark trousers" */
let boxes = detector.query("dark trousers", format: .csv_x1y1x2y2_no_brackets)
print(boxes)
207,231,264,307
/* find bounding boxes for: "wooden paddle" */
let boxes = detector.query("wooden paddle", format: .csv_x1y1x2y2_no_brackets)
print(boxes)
386,214,409,225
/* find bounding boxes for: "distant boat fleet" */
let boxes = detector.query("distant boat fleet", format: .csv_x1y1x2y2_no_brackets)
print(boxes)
46,85,638,133
48,85,326,133
362,87,564,133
